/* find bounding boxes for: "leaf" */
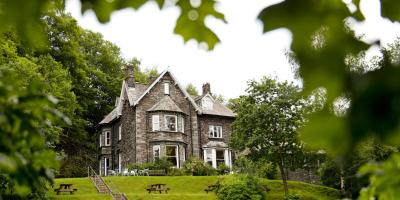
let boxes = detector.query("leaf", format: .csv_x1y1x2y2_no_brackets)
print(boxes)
174,0,226,50
381,0,400,21
301,108,350,155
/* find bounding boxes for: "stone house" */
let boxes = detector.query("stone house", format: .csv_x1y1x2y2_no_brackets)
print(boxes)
97,66,235,176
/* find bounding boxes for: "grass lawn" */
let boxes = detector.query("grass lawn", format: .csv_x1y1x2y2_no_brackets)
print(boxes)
49,176,339,200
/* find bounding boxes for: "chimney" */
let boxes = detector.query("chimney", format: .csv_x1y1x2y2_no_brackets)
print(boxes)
202,82,211,95
125,64,135,87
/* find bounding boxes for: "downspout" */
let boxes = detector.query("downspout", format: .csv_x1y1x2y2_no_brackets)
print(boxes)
189,102,194,155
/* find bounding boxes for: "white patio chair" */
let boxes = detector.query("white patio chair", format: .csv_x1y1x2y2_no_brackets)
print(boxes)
130,169,138,176
122,169,129,176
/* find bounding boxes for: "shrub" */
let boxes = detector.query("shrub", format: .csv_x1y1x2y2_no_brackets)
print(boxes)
217,164,231,175
233,156,278,179
318,160,341,189
153,157,173,173
167,168,186,176
285,192,301,200
215,174,266,200
183,157,217,176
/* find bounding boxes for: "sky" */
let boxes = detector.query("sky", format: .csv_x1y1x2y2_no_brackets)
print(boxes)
65,0,400,99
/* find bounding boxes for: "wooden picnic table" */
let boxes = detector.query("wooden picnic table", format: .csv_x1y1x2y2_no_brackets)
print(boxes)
54,183,77,195
146,183,170,194
204,184,217,193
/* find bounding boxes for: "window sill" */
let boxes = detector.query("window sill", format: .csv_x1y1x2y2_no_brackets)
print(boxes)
208,137,223,139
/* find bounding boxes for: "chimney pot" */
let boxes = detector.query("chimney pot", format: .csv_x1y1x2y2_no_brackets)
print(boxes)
125,64,135,87
202,83,211,95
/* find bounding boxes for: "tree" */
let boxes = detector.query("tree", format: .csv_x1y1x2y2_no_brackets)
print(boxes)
185,83,199,96
230,77,306,197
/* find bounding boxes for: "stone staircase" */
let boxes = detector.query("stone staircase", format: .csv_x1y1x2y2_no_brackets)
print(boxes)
88,166,128,200
90,175,111,194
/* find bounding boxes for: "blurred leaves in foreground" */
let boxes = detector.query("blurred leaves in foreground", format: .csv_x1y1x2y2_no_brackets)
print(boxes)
0,0,225,50
0,69,67,196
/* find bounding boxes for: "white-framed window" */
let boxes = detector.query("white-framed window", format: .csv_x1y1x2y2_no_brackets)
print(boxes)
118,125,122,141
205,149,212,166
216,150,225,167
152,115,160,131
178,116,184,133
153,145,160,161
104,157,110,176
99,133,104,147
209,125,222,138
118,153,122,173
164,115,177,132
166,145,178,168
105,131,111,146
164,83,169,95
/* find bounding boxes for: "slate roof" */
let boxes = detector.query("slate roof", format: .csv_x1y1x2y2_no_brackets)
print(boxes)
99,69,236,125
202,101,236,118
99,107,118,124
147,95,184,113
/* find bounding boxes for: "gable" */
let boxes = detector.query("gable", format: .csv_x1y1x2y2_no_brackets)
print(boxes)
133,70,200,112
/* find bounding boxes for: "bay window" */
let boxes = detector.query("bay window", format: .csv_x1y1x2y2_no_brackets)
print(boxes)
166,145,178,167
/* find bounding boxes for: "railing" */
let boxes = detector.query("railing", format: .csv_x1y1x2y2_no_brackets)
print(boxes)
87,165,128,200
106,179,128,200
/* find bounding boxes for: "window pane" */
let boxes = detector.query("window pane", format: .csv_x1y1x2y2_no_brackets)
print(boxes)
167,157,177,166
165,115,177,131
166,146,176,156
216,150,225,167
209,126,214,137
152,115,160,131
216,150,224,159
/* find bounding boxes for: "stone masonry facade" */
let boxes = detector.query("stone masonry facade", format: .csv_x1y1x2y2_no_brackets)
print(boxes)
97,66,235,176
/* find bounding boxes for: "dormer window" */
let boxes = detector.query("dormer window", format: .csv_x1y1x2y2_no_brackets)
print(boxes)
202,96,213,110
164,83,169,95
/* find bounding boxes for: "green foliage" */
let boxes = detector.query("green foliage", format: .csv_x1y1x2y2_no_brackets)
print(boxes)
127,58,159,84
215,175,266,200
186,83,199,96
0,68,66,197
318,160,341,189
230,77,311,196
153,157,173,172
1,0,225,50
216,164,230,175
358,152,400,199
182,157,217,176
285,192,300,200
212,94,226,104
233,157,278,179
167,168,186,176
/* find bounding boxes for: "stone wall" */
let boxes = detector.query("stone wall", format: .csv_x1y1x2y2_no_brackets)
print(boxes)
198,115,234,159
287,169,321,185
198,115,234,145
119,99,136,168
135,73,199,163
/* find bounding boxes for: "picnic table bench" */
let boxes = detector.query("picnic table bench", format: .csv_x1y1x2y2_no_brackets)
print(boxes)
146,183,170,194
54,183,77,195
204,184,217,193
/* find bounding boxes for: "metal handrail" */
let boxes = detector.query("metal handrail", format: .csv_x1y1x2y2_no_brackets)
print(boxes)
88,165,128,200
88,166,112,194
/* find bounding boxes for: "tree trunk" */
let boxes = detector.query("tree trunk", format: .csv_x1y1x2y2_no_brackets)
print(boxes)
278,158,289,197
340,166,345,196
